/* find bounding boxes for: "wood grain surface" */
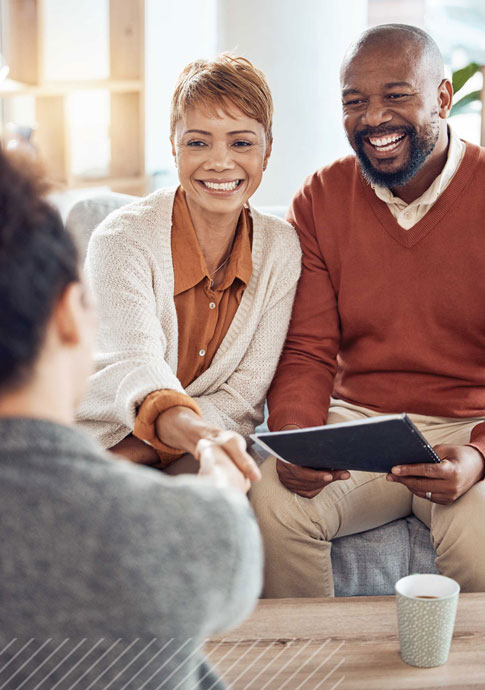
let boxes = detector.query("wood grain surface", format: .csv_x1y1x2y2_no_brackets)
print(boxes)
205,594,485,689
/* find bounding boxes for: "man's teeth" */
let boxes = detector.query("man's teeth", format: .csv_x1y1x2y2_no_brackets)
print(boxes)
203,180,240,191
369,133,405,151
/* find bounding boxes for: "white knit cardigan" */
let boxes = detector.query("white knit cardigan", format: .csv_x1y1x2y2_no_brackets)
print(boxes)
76,187,302,449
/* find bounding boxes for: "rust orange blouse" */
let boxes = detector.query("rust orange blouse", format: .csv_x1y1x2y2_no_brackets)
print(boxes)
133,187,252,464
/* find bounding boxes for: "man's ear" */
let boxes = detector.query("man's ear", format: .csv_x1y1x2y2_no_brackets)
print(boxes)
438,78,453,119
53,282,84,346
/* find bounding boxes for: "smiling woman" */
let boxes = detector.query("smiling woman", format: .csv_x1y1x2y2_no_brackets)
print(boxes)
171,106,270,277
76,54,301,489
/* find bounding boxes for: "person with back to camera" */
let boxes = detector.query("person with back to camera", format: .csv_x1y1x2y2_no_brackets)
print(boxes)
76,54,301,480
0,149,263,688
250,24,485,598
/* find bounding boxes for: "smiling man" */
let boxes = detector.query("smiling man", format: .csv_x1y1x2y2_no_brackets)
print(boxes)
250,24,485,598
343,26,451,203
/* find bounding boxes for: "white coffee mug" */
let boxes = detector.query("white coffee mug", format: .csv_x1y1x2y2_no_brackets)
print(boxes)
395,573,460,667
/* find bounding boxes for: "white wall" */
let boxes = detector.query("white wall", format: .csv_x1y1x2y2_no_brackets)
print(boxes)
216,0,367,206
43,0,108,79
145,0,217,188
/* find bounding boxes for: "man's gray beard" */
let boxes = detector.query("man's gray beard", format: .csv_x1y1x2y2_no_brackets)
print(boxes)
353,120,440,189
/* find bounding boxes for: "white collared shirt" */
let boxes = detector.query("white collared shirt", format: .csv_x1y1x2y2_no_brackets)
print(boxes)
372,126,466,229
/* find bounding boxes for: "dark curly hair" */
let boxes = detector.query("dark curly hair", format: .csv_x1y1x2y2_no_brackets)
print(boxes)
0,150,79,392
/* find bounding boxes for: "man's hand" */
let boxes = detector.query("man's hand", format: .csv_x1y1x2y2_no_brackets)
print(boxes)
275,423,350,498
276,459,351,498
386,444,485,504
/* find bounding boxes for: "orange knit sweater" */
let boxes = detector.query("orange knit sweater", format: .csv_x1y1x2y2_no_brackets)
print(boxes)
268,142,485,455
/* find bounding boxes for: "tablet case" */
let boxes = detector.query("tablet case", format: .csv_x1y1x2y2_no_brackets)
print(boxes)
251,413,441,473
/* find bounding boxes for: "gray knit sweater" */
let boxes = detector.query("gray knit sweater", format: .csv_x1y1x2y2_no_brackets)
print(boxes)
0,417,262,689
76,187,301,448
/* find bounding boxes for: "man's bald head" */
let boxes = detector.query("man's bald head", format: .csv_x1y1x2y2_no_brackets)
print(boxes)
341,24,444,86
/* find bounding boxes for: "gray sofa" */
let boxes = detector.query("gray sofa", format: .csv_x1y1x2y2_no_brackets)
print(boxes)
66,193,438,597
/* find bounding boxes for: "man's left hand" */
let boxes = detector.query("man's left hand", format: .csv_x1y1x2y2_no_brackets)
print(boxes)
387,444,485,504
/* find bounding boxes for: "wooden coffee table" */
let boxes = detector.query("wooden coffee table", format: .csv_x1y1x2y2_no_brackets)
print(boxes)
206,593,485,689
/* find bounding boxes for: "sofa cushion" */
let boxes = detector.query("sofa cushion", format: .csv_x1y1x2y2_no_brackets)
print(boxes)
65,193,136,261
331,516,438,596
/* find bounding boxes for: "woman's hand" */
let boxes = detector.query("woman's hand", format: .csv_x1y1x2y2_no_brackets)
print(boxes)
386,444,485,504
155,406,261,486
196,438,251,494
194,429,261,482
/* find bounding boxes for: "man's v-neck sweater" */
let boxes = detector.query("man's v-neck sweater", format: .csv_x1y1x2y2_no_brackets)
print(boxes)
268,142,485,453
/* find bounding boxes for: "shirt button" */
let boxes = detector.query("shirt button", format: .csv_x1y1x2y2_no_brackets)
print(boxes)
209,302,216,310
199,349,206,357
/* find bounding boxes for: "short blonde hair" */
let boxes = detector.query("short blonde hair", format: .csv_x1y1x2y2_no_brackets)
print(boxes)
170,54,273,141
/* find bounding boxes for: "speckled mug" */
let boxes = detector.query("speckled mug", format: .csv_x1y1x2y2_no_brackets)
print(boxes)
395,573,460,667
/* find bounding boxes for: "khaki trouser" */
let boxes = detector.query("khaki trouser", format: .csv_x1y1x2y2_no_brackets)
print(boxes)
249,399,485,597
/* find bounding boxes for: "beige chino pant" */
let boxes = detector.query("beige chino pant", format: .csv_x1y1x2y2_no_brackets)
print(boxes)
250,399,485,597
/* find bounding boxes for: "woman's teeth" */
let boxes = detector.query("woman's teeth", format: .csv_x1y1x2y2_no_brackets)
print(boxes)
202,180,241,191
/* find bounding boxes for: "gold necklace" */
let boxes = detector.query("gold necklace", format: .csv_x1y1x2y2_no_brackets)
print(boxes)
209,254,231,288
209,232,237,288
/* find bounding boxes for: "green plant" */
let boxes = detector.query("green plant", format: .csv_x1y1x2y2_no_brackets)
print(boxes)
450,62,483,116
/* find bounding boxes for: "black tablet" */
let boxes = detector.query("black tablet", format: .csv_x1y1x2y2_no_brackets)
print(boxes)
251,413,441,474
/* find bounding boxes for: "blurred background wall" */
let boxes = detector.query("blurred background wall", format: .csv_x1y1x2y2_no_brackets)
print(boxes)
1,0,484,206
146,0,485,206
